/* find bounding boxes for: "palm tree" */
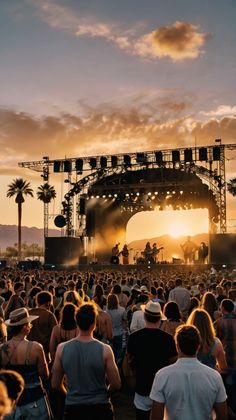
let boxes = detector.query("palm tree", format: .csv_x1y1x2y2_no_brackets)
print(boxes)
37,183,56,237
227,177,236,196
7,178,34,260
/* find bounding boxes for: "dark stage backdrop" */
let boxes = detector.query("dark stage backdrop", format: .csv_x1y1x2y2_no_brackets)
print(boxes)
209,234,236,265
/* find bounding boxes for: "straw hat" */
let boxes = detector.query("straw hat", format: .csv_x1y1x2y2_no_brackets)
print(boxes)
141,301,165,320
5,308,39,327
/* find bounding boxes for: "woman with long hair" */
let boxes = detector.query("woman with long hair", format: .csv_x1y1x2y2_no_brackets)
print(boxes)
0,308,50,419
161,301,183,336
49,303,79,360
63,290,83,308
187,308,227,371
201,291,219,321
106,294,127,366
93,284,107,310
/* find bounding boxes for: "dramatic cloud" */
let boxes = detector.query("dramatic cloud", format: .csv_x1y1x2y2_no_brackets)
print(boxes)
134,21,209,61
0,98,235,177
201,105,236,118
27,1,208,61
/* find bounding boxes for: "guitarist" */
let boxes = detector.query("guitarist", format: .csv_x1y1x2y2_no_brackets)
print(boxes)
152,243,163,263
121,244,130,265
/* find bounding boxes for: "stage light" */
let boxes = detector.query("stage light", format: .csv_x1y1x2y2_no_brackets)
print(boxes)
180,191,183,195
96,195,100,199
108,194,112,198
136,192,140,196
91,195,94,199
213,146,221,161
155,151,163,165
199,147,208,161
111,155,118,167
124,154,131,167
136,153,147,165
102,194,106,198
148,192,152,196
76,159,83,172
154,191,158,195
125,193,130,197
172,150,180,163
114,194,118,198
54,160,61,173
184,148,193,162
89,157,97,169
100,156,107,168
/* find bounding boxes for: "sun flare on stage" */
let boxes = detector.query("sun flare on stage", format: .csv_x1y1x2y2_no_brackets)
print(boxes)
126,208,209,242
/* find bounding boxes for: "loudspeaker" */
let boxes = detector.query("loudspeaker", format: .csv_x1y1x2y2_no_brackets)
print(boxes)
76,159,83,172
54,215,66,228
100,156,107,168
63,160,72,172
124,155,131,167
89,158,97,169
184,149,193,162
155,151,163,165
209,234,236,265
172,150,180,163
54,161,61,172
45,237,82,266
199,147,208,161
111,156,118,167
213,146,221,161
136,153,147,164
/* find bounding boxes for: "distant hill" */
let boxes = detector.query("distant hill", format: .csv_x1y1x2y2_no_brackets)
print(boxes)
0,225,209,262
0,225,61,249
129,233,209,262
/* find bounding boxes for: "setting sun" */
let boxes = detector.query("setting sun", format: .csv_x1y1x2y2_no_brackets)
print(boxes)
126,208,209,242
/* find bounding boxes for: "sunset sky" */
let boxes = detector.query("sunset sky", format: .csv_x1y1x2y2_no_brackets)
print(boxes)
0,0,236,242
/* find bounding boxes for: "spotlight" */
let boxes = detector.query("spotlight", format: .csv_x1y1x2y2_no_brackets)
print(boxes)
154,191,158,195
148,192,152,196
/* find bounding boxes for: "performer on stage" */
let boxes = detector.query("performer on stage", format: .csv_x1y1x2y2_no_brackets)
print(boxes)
152,243,160,263
181,236,197,264
111,243,120,264
144,241,152,256
121,244,129,265
198,241,208,264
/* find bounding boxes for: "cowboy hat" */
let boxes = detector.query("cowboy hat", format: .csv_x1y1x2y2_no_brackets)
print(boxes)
5,308,39,327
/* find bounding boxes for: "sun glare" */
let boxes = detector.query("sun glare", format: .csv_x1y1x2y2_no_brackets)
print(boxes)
126,208,209,242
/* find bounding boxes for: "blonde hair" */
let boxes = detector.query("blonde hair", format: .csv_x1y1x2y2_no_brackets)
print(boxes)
64,291,83,308
186,308,215,350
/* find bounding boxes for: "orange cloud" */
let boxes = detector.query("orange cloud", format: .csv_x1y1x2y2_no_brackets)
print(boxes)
0,102,235,177
28,2,208,61
134,21,209,61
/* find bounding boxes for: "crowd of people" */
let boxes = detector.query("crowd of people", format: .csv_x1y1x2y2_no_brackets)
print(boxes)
0,265,235,419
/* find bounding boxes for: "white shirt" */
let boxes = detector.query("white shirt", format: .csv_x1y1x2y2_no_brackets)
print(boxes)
130,310,145,333
150,358,226,420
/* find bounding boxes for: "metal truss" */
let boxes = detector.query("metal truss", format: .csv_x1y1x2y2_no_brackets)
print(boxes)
19,143,236,234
